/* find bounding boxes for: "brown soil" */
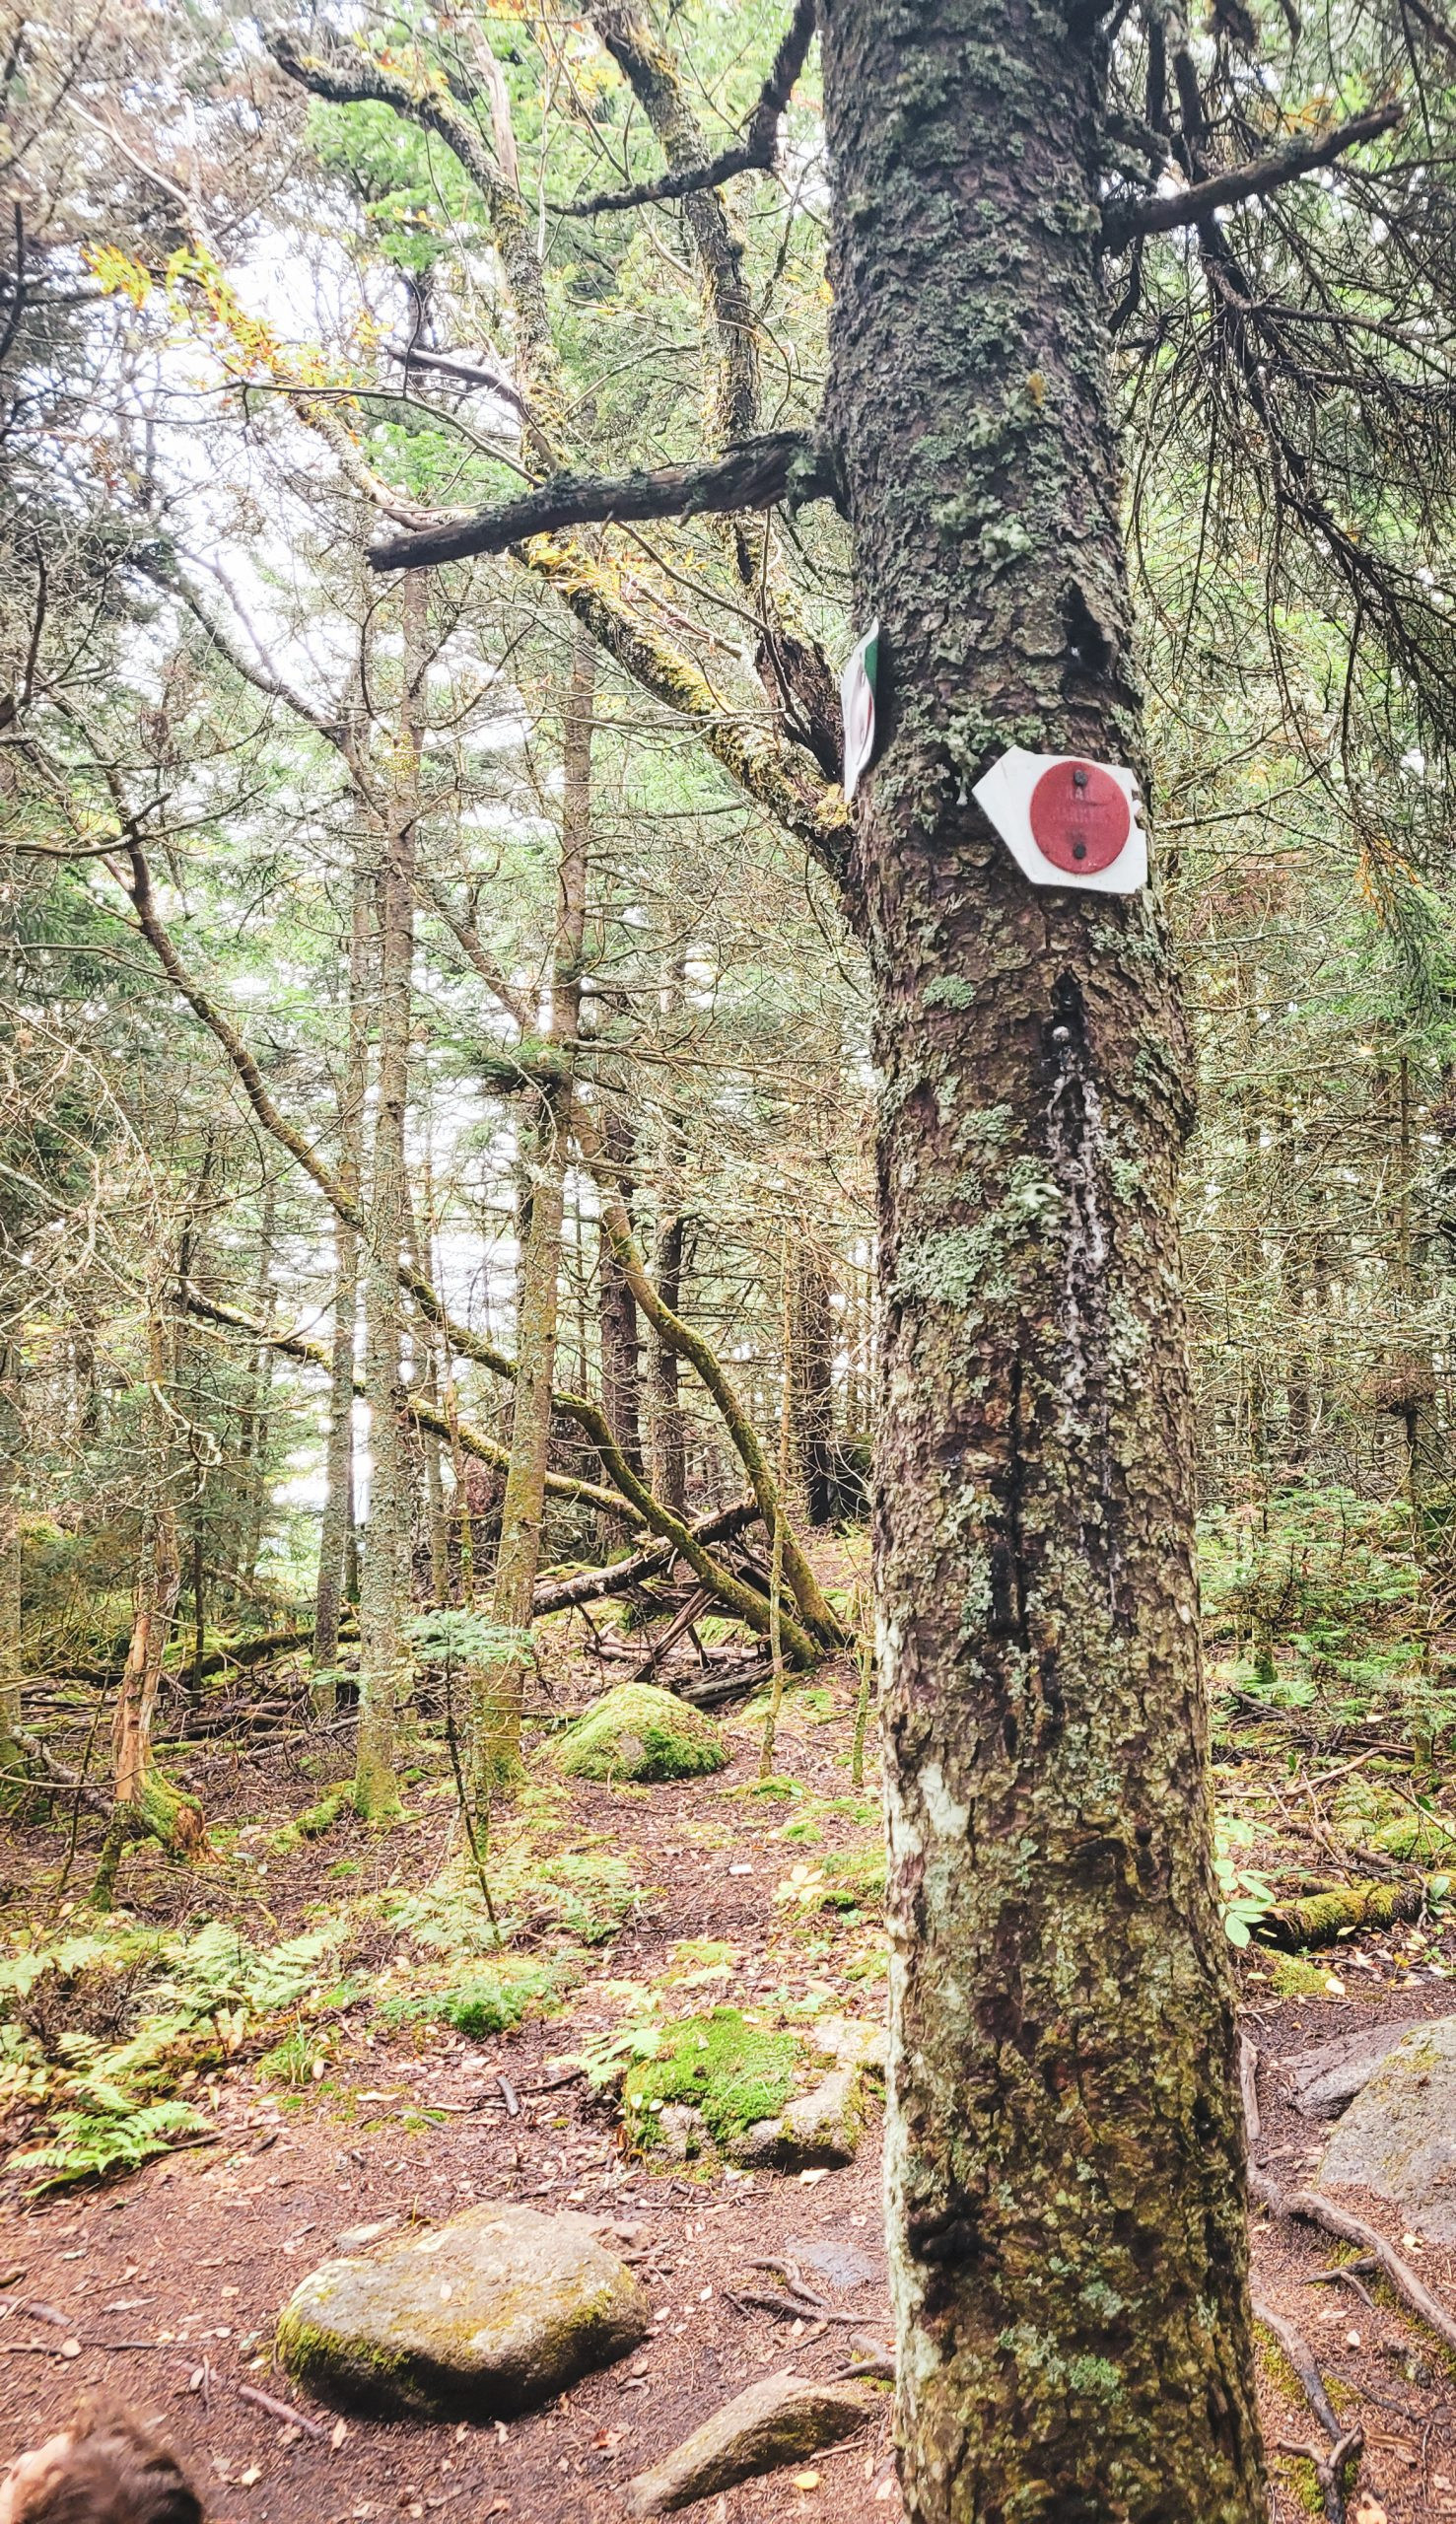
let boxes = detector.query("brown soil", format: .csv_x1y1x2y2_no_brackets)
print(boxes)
3,1639,1456,2523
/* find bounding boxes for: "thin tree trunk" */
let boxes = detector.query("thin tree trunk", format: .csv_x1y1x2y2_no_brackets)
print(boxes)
354,573,425,1822
598,1108,644,1478
314,863,372,1682
820,0,1265,2506
791,1242,836,1526
94,1309,204,1902
236,1172,277,1584
475,632,592,1789
0,1355,21,1782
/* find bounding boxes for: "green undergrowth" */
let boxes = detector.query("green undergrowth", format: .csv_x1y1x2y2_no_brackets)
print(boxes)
380,1954,575,2040
0,1917,342,2188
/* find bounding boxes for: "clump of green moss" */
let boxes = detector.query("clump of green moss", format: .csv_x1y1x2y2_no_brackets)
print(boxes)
819,1847,887,1915
623,2007,797,2149
1269,1955,1331,1998
549,1683,727,1784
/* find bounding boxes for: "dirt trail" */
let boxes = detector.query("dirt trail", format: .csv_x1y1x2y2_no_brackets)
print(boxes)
3,1659,1456,2521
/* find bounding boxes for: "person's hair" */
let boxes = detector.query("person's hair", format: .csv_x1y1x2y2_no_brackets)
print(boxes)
0,2404,202,2524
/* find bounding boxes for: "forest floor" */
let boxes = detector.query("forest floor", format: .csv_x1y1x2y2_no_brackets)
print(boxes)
2,1578,1456,2522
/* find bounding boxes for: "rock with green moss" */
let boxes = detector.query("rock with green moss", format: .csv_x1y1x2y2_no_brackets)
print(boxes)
550,1683,728,1785
732,2063,867,2170
1318,2015,1456,2238
624,2007,797,2154
275,2203,650,2418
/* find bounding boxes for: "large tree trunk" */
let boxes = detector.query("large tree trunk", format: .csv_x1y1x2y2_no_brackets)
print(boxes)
354,576,425,1822
475,633,592,1789
314,862,372,1678
820,0,1265,2511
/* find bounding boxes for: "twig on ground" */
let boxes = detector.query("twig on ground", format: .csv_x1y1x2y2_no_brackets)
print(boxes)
1307,2262,1379,2312
238,2382,328,2439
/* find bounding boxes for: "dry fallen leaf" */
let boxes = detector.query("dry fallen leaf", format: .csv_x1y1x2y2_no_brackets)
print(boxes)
238,2466,261,2488
329,2418,348,2450
1354,2500,1388,2524
792,2473,819,2491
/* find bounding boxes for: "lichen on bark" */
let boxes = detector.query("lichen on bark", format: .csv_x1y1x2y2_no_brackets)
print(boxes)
820,0,1267,2509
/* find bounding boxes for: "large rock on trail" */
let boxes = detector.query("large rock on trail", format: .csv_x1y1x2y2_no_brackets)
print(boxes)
1282,2017,1426,2118
625,2370,879,2516
549,1681,727,1783
275,2203,650,2419
1318,2015,1456,2240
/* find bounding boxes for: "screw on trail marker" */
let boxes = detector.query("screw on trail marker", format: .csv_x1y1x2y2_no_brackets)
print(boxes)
840,620,880,801
973,746,1147,894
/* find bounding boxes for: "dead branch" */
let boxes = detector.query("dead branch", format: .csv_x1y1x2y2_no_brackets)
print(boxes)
368,432,836,573
1102,103,1405,249
548,0,816,215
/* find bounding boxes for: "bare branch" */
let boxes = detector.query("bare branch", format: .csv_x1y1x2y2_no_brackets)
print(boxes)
549,0,816,216
368,431,835,573
1102,102,1405,250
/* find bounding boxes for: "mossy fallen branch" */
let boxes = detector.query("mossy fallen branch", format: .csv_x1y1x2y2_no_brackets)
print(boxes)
1257,1878,1430,1950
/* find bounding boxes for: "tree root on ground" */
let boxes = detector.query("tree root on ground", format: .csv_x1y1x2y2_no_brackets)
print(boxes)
1251,2166,1456,2355
1272,2426,1364,2524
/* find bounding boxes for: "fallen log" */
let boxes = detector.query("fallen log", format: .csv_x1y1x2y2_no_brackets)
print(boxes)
1258,1879,1428,1949
531,1502,759,1617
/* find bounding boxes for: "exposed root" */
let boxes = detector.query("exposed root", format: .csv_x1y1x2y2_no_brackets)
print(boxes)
1273,2426,1364,2524
1252,2166,1456,2354
1252,2293,1344,2441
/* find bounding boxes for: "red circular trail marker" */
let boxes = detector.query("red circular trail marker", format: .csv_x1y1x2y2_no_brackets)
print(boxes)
1028,758,1131,876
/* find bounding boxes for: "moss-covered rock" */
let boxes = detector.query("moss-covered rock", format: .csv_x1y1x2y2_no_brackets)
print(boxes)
1318,2015,1456,2239
623,2007,797,2153
549,1683,728,1785
732,2063,867,2170
275,2202,650,2418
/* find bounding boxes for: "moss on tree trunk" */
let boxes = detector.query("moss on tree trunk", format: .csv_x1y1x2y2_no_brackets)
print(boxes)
819,0,1266,2509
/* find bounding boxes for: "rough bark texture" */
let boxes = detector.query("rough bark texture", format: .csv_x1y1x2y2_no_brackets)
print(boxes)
314,862,371,1677
819,0,1266,2512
